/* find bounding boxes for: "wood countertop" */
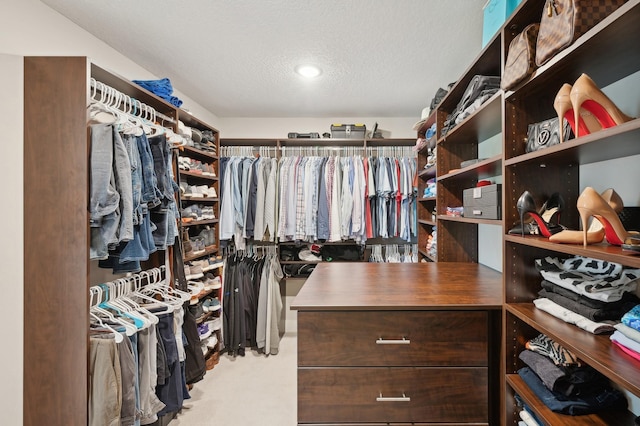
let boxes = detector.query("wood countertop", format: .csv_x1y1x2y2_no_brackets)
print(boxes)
291,262,503,311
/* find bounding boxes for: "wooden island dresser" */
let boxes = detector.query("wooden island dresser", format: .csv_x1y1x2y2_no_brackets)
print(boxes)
291,262,503,425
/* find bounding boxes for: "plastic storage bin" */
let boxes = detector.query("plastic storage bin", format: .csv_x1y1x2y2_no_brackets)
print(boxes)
482,0,523,47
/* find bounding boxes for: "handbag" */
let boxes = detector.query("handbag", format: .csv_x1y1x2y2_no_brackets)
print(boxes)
502,23,540,91
535,0,626,67
525,117,572,153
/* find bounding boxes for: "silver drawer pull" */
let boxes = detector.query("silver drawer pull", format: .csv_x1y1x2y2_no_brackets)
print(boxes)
376,392,410,402
376,337,410,345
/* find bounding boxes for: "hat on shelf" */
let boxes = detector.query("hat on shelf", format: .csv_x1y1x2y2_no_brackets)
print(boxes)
412,106,431,131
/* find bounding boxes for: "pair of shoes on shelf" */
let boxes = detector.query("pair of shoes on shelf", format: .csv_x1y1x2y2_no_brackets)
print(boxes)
516,191,565,237
202,297,220,313
198,226,216,246
554,73,634,143
546,187,639,248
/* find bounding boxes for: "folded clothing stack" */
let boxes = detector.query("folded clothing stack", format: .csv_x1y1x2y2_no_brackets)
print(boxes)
133,78,183,107
518,333,627,416
533,256,640,335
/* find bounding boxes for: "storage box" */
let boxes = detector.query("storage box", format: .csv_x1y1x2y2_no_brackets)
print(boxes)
331,124,366,139
482,0,523,47
463,184,501,220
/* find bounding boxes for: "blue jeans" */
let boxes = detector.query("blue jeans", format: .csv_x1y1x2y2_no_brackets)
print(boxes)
89,124,121,259
136,133,162,210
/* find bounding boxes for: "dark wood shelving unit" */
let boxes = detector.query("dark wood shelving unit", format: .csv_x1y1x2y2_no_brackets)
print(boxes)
501,1,640,424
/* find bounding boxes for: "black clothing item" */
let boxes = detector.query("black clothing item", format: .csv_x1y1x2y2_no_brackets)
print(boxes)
244,257,266,348
540,279,640,311
538,287,639,322
183,304,206,384
156,313,184,416
172,235,188,292
245,158,259,239
223,254,247,357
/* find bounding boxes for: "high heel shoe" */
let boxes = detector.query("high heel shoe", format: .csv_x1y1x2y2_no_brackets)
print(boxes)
516,191,564,238
549,188,623,244
577,186,635,247
553,83,601,143
570,74,634,137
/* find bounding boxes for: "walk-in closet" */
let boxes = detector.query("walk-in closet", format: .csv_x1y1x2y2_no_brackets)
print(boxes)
7,1,640,425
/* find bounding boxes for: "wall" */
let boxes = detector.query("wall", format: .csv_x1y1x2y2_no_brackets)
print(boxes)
0,0,220,129
0,53,24,425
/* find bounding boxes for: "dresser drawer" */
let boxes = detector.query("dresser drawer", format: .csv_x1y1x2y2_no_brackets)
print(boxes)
298,367,488,424
298,310,488,366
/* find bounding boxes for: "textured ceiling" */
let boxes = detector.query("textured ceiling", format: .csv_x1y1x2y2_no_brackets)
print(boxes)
41,0,487,118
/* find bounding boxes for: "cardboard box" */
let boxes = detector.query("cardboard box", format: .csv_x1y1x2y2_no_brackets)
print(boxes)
463,184,501,220
482,0,523,47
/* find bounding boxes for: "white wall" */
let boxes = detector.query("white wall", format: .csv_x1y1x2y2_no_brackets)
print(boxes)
0,53,24,425
0,0,221,129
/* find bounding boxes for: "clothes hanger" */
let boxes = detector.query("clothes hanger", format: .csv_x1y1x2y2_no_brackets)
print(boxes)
100,282,146,330
131,272,175,314
116,277,160,325
111,278,156,328
91,286,138,336
88,288,124,343
141,268,187,307
88,82,119,124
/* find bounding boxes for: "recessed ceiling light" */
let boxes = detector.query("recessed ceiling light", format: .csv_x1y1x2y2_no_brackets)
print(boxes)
295,64,322,78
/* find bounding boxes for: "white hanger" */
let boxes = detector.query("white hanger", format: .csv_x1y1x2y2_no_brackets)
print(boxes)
114,278,159,326
89,288,124,343
90,286,137,336
101,282,149,330
132,271,176,314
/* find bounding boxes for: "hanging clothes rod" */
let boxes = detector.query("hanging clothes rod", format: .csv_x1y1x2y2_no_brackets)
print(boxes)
90,78,177,125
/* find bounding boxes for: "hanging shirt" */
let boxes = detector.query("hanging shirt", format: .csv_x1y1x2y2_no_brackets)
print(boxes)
317,157,330,241
263,158,278,241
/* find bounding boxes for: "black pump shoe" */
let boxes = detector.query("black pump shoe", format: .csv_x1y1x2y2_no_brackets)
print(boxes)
516,191,565,237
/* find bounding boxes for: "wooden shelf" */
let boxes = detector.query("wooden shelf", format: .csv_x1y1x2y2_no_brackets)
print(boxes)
182,197,219,204
504,235,640,269
507,303,640,397
418,249,436,262
437,154,502,182
506,374,636,425
179,170,218,181
418,167,436,179
182,218,218,227
184,245,219,262
437,215,502,226
417,196,436,202
437,91,503,146
418,218,436,226
504,118,640,166
180,145,218,161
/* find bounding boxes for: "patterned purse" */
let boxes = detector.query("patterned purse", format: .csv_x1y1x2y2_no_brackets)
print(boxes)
535,0,626,66
525,117,572,153
502,23,540,91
